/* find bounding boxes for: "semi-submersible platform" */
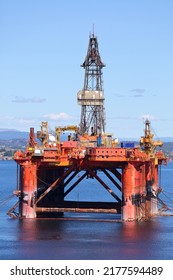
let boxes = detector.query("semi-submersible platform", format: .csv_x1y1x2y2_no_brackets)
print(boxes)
8,33,168,221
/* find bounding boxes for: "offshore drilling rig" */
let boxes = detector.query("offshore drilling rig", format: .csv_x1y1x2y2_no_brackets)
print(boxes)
8,33,167,221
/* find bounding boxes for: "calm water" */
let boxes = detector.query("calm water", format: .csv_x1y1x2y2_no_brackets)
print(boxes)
0,160,173,260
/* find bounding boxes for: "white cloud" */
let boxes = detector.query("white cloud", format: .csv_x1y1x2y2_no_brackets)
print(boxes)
129,89,145,98
0,115,36,128
17,118,35,125
12,96,46,103
114,88,146,98
43,112,72,120
130,89,145,94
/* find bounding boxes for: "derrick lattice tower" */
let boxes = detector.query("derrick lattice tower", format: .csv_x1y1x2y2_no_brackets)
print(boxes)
77,33,106,135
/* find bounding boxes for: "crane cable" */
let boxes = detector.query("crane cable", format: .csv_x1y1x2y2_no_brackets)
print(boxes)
0,194,15,209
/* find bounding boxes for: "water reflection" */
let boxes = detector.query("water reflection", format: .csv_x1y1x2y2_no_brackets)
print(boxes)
18,219,64,241
0,213,173,260
12,214,167,260
119,221,159,259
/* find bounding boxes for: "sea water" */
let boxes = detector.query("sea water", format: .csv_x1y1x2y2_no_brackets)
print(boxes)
0,160,173,260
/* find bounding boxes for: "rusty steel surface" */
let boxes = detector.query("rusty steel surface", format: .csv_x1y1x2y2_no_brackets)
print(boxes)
11,126,167,221
36,207,117,214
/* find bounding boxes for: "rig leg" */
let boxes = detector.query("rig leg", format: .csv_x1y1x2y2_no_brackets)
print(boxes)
122,163,146,221
140,163,147,219
134,164,144,221
122,163,137,221
20,162,37,218
145,160,159,217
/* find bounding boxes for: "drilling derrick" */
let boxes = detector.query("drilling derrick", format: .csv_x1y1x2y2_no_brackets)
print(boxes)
77,33,106,135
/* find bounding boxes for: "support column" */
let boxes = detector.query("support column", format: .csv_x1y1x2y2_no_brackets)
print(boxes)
136,164,147,220
151,159,159,214
20,162,37,218
134,165,143,221
122,163,136,221
145,159,158,217
122,162,147,221
140,163,147,218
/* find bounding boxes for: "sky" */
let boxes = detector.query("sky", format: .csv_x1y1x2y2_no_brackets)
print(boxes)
0,0,173,139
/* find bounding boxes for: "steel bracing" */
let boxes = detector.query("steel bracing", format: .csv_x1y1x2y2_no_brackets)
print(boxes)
78,34,106,135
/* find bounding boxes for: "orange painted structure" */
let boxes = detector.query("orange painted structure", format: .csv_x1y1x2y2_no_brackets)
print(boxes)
8,120,167,221
8,34,168,221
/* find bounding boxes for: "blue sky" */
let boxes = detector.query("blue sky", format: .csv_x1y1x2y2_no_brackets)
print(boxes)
0,0,173,138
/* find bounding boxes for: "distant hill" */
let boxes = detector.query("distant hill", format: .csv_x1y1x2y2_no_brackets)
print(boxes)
0,129,173,159
159,137,173,142
0,128,173,143
118,137,173,143
0,129,29,140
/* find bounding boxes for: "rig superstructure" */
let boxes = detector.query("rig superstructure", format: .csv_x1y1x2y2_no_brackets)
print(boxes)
78,33,105,135
8,33,167,221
